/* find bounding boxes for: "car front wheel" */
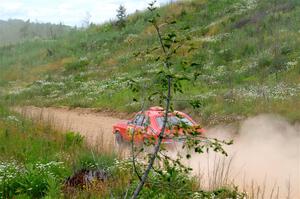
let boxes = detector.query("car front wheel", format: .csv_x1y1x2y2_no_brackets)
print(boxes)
114,131,124,145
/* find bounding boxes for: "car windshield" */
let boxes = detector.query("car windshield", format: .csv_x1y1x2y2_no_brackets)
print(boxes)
156,115,194,128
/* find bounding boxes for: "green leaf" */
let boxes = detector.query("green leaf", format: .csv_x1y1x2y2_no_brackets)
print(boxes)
182,25,190,30
164,43,171,49
190,62,200,67
190,100,202,109
188,46,196,52
133,52,140,57
193,72,200,81
148,18,155,23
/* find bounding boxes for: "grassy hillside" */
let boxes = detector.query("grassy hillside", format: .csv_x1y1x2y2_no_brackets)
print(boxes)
1,0,299,124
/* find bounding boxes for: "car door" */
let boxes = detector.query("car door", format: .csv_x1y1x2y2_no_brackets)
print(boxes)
126,114,146,142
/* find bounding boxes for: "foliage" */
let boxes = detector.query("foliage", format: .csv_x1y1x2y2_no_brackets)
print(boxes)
64,57,89,73
64,131,84,148
107,159,246,199
192,187,246,199
0,161,65,198
75,151,116,171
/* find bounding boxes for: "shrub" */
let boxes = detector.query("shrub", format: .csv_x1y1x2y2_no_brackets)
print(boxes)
75,152,116,171
257,54,272,74
137,169,197,199
64,58,89,73
64,131,84,149
0,161,66,198
192,187,246,199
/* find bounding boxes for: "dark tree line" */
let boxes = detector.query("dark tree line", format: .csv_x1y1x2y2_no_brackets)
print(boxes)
0,19,71,46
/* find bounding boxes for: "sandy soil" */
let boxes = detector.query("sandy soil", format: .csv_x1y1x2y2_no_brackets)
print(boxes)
15,106,123,148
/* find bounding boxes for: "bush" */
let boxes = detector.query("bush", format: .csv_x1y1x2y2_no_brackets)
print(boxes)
0,161,66,198
64,131,84,149
138,169,197,199
75,152,116,171
64,58,89,73
192,187,246,199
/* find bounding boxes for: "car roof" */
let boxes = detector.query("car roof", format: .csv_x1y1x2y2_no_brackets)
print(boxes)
140,107,187,118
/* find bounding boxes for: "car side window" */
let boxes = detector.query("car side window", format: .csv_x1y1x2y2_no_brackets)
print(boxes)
133,114,145,126
141,116,149,127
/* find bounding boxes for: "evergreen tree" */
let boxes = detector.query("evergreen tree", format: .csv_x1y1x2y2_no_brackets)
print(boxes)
116,5,126,28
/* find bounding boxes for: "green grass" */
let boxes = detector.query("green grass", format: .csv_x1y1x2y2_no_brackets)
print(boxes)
0,0,299,124
0,103,118,198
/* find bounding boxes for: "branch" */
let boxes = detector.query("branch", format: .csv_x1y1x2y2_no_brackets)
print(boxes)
154,23,167,55
131,129,142,181
131,4,173,198
131,76,171,199
131,96,147,182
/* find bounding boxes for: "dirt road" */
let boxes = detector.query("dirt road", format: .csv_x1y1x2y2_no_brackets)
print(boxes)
15,106,123,149
15,106,300,198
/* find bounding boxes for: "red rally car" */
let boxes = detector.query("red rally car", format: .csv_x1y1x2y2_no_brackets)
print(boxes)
112,106,205,144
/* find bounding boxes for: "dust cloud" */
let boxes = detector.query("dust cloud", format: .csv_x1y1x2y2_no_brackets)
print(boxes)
184,114,300,198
